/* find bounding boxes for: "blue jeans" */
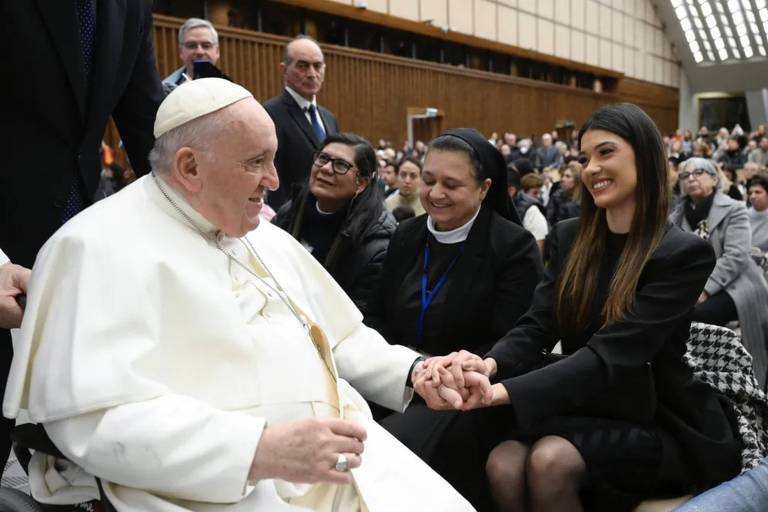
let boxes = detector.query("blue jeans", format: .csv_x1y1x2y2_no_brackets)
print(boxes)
675,458,768,511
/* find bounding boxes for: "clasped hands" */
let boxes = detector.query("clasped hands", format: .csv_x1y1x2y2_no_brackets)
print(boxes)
412,350,508,411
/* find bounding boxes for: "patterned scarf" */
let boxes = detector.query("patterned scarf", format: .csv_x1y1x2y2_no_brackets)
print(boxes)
685,193,715,240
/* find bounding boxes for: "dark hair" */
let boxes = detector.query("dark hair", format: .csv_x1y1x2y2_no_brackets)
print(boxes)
748,173,768,192
281,132,385,250
557,103,668,333
392,205,416,223
512,157,534,177
428,135,483,182
397,156,423,174
321,132,377,178
506,165,521,189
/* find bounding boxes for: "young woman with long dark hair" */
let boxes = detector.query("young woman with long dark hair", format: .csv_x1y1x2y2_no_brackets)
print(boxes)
418,103,742,511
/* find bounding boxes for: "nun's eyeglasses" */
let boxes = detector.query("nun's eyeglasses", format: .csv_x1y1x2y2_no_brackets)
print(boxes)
679,169,709,180
312,152,356,175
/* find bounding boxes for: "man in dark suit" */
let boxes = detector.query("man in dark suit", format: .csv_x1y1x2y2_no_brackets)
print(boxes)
264,36,338,209
0,0,163,474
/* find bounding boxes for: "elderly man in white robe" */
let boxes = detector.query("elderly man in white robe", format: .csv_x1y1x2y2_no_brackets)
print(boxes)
3,79,479,512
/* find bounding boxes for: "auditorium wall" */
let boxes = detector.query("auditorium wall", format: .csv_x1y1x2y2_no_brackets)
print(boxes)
152,14,679,148
323,0,680,88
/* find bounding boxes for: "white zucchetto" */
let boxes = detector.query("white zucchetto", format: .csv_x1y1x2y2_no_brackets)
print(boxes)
153,78,253,138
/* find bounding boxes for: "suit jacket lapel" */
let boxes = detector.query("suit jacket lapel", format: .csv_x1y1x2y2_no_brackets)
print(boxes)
282,90,322,148
87,0,125,125
36,0,87,120
318,107,333,135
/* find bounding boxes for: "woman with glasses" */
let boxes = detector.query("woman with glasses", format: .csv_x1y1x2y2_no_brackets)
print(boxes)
368,128,543,509
273,133,395,320
418,105,742,511
670,157,768,387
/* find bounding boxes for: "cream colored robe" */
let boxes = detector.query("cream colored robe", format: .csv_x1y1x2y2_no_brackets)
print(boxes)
4,176,475,512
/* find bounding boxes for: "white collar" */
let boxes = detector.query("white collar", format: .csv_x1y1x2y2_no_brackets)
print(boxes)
426,207,481,244
315,200,339,215
149,173,221,239
285,86,316,112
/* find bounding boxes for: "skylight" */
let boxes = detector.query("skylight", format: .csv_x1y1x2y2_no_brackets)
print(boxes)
671,0,768,63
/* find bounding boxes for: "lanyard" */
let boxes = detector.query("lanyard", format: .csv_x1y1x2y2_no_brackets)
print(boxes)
416,242,464,345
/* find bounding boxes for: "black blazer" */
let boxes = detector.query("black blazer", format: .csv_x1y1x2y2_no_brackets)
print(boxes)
487,218,741,489
368,205,543,355
263,89,338,209
0,0,162,268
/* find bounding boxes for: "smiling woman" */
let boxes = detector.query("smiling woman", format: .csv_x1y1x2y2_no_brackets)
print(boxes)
367,128,542,509
420,104,742,512
273,133,395,320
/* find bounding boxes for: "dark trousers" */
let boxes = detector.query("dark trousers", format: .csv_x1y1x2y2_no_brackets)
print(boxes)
0,329,14,480
692,291,738,327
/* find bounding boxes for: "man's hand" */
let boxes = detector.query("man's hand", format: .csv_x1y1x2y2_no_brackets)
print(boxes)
0,262,30,329
249,417,366,485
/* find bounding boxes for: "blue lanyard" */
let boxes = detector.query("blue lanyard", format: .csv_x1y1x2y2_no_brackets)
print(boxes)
416,242,464,345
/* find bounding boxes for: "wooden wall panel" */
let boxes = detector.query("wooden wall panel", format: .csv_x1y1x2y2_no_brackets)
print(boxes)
152,14,679,150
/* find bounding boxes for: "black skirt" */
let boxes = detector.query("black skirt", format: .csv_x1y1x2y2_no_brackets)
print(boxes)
490,411,693,511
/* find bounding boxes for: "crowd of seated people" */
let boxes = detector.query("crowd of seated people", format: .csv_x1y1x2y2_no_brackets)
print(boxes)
3,50,768,511
4,8,768,511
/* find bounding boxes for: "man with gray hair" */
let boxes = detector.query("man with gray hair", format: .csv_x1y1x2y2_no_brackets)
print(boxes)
4,78,475,511
264,36,339,208
162,17,222,93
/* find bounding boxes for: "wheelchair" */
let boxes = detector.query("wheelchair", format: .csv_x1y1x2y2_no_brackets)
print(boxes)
0,423,114,512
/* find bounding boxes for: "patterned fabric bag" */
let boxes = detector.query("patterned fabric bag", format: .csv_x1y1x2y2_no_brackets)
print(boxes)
684,322,768,471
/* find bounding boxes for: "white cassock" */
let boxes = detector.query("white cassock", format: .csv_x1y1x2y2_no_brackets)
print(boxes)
3,176,475,512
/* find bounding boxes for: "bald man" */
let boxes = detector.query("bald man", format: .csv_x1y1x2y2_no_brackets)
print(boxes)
264,36,339,208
